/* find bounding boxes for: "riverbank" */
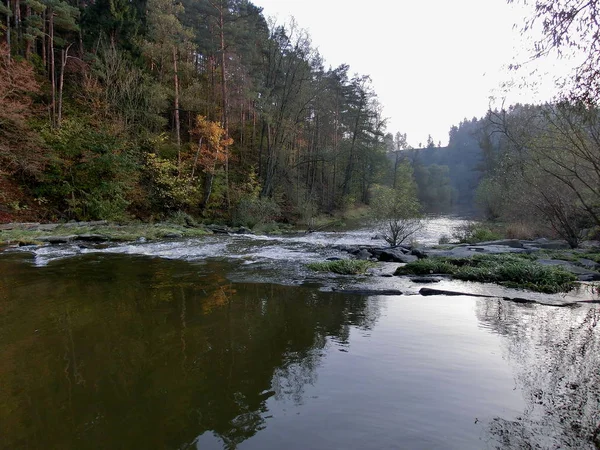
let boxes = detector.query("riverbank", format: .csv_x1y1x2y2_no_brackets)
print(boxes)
320,237,600,295
0,221,260,246
4,220,600,299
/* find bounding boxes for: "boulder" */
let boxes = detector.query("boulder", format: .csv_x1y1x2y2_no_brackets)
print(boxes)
411,248,428,259
356,249,373,260
377,249,403,262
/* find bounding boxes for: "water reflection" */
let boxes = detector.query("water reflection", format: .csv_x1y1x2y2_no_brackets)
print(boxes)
2,252,599,449
476,301,600,449
0,254,381,450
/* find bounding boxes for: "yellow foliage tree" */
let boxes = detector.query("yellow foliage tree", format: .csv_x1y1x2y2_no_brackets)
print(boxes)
190,115,233,210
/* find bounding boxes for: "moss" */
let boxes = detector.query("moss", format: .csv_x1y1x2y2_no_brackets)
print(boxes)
0,222,211,245
307,259,376,275
396,253,577,293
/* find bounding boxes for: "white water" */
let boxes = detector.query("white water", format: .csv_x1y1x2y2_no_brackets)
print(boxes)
15,216,468,267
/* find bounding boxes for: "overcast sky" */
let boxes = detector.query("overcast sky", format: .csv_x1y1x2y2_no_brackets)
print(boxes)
253,0,569,147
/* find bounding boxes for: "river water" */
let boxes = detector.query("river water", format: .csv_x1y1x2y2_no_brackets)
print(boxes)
1,217,599,449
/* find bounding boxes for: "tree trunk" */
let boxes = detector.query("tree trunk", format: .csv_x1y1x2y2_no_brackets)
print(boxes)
14,0,21,53
24,4,31,59
218,3,230,208
49,8,56,127
342,96,364,197
5,0,10,57
57,44,72,128
173,46,181,172
41,9,46,68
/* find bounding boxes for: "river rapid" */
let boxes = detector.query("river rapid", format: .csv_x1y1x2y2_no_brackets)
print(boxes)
0,216,599,449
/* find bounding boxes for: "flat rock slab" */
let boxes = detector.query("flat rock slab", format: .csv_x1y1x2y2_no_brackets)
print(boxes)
426,245,529,258
418,287,573,307
410,276,442,283
537,259,600,279
477,239,525,248
331,288,403,296
39,235,78,244
76,234,110,242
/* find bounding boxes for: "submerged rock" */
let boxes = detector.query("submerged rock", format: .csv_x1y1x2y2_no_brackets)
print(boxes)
332,288,403,296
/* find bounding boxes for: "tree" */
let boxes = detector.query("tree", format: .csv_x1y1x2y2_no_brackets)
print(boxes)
0,42,45,177
509,0,600,104
481,103,600,247
190,115,233,210
370,162,421,246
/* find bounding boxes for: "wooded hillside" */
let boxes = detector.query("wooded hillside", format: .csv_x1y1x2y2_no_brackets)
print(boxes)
0,0,393,223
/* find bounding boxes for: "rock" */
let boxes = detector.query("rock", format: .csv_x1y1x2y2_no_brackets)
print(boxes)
477,239,524,248
536,259,600,276
38,224,60,232
410,276,442,283
411,248,428,259
76,234,110,242
418,287,538,305
332,288,403,296
0,222,40,230
236,227,253,235
529,239,571,250
207,225,229,234
356,249,372,260
163,232,183,238
377,249,417,263
419,287,488,297
577,258,600,269
39,235,77,244
578,273,600,281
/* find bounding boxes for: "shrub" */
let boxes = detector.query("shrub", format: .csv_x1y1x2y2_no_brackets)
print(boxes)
438,234,451,245
452,222,501,244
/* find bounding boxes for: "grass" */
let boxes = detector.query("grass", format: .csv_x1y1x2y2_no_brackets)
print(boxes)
0,222,212,245
307,259,376,275
396,253,577,293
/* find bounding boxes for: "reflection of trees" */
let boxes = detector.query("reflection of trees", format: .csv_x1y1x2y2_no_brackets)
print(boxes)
476,300,600,449
0,254,382,450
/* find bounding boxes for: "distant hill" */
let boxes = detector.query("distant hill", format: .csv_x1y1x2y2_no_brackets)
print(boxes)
389,118,486,216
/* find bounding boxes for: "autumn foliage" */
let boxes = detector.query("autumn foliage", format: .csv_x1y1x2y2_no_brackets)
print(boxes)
0,43,46,177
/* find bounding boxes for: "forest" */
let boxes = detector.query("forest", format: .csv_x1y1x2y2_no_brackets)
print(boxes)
3,0,600,249
0,0,400,225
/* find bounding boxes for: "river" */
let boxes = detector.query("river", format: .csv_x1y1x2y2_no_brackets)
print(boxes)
0,217,598,449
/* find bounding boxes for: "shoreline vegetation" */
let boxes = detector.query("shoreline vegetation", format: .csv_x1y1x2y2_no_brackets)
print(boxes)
4,218,600,295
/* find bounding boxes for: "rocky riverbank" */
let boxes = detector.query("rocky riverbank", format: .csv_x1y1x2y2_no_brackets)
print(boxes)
334,238,600,283
0,221,258,246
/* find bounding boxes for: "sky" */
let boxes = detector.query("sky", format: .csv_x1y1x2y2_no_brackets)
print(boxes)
252,0,571,147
